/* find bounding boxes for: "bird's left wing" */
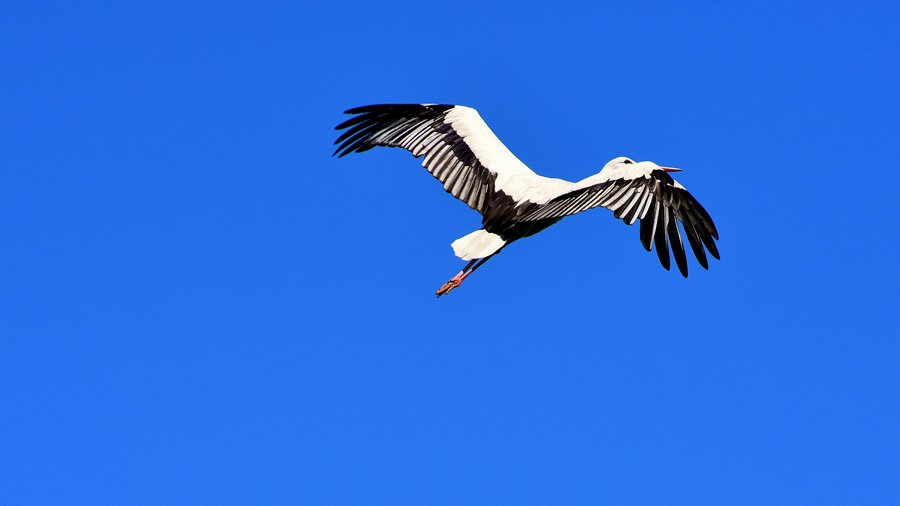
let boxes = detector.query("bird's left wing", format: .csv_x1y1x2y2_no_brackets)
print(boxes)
519,169,719,277
334,104,544,215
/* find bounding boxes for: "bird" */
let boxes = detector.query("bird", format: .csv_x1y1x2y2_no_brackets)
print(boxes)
333,104,719,297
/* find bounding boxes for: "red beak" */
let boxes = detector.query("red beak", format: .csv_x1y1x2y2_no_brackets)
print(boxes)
661,166,682,172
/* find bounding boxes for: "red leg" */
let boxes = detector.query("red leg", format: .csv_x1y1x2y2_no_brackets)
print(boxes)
460,255,492,281
436,255,495,298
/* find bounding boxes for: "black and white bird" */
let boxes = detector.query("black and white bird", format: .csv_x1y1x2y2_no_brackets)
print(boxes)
334,104,719,297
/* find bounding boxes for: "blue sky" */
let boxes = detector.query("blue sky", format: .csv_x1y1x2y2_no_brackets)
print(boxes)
2,0,899,503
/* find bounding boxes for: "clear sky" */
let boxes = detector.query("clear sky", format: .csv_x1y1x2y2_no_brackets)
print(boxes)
2,0,899,504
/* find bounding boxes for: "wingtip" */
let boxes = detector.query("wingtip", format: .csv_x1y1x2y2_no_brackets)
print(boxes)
343,105,375,115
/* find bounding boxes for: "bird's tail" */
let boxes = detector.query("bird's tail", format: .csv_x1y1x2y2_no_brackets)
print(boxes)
451,229,507,260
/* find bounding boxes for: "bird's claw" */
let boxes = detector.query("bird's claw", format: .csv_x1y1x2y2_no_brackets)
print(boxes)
436,279,461,298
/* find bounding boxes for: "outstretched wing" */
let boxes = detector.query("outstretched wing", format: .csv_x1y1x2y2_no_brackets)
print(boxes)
520,169,719,277
334,104,543,215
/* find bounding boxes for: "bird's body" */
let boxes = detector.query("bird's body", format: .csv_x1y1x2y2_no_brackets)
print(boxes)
334,104,719,296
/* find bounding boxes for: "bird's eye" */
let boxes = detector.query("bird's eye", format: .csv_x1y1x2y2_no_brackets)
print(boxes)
622,159,633,164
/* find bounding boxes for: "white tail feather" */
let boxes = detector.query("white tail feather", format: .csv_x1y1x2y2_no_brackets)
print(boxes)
451,229,507,260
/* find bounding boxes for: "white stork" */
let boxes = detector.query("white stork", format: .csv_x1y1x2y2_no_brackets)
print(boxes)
334,104,719,297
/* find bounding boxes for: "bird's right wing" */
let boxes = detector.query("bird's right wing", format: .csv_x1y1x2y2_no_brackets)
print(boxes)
519,169,719,277
334,104,542,215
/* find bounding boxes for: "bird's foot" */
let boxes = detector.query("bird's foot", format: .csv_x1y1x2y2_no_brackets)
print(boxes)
436,273,464,298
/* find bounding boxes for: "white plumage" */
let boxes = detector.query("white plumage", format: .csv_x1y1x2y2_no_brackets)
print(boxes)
334,104,719,297
451,229,506,261
441,106,571,203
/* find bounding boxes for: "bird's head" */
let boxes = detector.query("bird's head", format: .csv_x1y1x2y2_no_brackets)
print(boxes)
603,156,682,173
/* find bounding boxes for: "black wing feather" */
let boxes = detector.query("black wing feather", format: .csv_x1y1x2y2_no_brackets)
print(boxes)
520,169,719,276
333,104,497,215
654,204,670,271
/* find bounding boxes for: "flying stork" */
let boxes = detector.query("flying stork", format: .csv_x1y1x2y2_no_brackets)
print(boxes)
334,104,719,297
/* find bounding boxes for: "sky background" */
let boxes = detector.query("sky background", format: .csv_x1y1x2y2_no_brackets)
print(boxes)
2,0,899,504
